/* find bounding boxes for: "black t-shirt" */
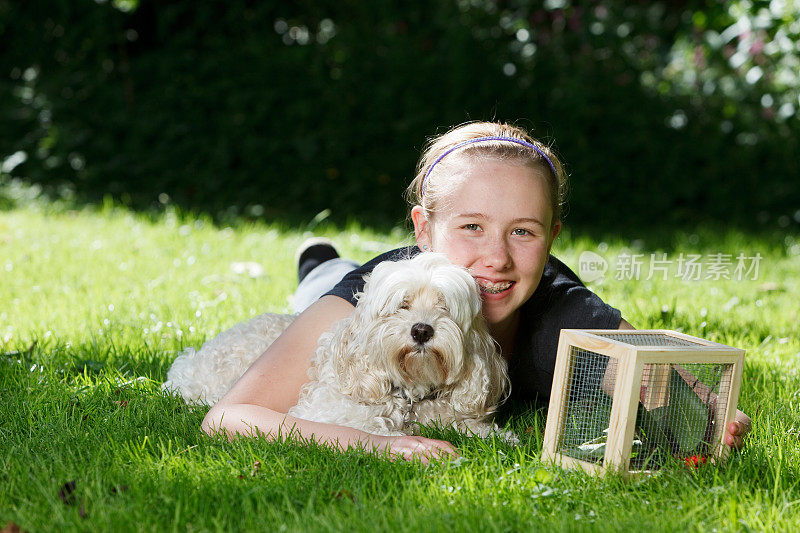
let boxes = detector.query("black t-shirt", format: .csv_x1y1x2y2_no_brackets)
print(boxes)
325,247,622,406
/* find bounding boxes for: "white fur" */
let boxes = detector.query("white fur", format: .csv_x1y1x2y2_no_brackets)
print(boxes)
163,253,517,443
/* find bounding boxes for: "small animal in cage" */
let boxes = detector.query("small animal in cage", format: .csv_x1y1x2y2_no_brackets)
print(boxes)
542,330,745,476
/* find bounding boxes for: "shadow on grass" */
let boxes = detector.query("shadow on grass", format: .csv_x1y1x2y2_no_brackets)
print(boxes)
2,335,175,383
3,175,797,255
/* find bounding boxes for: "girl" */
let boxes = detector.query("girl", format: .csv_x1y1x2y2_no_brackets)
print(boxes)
202,122,750,462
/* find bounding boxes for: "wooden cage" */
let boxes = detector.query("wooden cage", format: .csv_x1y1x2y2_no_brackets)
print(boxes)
542,330,745,477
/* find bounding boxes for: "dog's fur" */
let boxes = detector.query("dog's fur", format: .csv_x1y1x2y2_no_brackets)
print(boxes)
164,253,515,442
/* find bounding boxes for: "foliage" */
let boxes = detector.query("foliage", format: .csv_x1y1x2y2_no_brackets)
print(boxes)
1,0,799,229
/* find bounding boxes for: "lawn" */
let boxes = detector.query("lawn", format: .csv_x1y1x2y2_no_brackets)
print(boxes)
2,193,799,532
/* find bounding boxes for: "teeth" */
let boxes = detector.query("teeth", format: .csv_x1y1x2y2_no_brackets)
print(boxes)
478,280,513,294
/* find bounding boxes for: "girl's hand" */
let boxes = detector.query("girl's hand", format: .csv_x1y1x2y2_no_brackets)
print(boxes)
725,409,752,450
381,435,459,464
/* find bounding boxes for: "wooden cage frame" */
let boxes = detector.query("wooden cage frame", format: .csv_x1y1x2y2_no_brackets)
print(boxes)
541,329,745,477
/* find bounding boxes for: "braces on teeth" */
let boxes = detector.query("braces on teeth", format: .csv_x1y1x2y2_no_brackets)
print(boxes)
478,280,513,293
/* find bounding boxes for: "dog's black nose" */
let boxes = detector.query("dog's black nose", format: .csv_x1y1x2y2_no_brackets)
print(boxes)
410,322,434,344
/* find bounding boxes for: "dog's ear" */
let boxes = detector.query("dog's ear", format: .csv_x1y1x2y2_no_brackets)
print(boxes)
448,318,510,418
322,310,393,403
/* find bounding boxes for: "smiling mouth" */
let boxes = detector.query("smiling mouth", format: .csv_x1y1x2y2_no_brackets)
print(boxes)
477,279,514,294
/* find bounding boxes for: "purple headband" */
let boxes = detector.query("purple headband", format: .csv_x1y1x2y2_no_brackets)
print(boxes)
421,136,558,197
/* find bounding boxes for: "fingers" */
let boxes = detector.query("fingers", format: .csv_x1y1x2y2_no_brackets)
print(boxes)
427,438,459,461
727,420,743,436
724,419,750,450
406,439,458,465
724,431,743,449
387,436,459,465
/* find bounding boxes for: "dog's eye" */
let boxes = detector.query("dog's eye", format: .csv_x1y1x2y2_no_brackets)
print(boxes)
399,300,410,310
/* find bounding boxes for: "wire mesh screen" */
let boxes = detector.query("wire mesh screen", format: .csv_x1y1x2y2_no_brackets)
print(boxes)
629,362,732,470
558,347,617,464
597,332,702,347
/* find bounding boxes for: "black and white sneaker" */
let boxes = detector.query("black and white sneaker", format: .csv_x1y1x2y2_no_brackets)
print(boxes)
295,237,340,283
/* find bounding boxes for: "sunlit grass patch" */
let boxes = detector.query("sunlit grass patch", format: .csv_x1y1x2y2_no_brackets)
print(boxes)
2,199,799,531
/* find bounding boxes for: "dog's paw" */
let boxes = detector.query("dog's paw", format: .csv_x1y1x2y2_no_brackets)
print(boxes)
497,428,520,446
475,422,519,446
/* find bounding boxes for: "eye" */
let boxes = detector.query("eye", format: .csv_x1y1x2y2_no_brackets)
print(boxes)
399,299,410,310
461,223,481,231
512,228,531,236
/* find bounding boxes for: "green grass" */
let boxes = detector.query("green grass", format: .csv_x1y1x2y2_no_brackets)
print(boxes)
2,194,800,532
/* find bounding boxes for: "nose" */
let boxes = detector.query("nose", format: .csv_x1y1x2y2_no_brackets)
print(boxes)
410,322,434,344
482,235,512,270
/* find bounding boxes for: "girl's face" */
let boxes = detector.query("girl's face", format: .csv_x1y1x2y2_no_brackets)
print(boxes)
412,157,561,332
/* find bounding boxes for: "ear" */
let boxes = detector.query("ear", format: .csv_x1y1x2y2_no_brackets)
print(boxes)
325,311,393,403
448,320,510,417
410,205,432,252
547,220,562,255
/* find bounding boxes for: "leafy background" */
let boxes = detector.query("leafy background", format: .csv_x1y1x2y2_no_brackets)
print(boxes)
2,0,799,230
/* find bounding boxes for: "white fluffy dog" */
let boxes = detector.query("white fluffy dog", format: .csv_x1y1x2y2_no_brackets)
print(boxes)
164,252,515,441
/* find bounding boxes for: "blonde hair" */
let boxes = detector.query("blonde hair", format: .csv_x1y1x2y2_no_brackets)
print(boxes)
406,122,568,227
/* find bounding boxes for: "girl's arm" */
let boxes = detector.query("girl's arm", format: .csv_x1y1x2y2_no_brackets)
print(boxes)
200,295,458,463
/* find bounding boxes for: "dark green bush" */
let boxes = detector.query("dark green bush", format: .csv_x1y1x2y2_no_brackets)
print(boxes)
1,0,798,229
